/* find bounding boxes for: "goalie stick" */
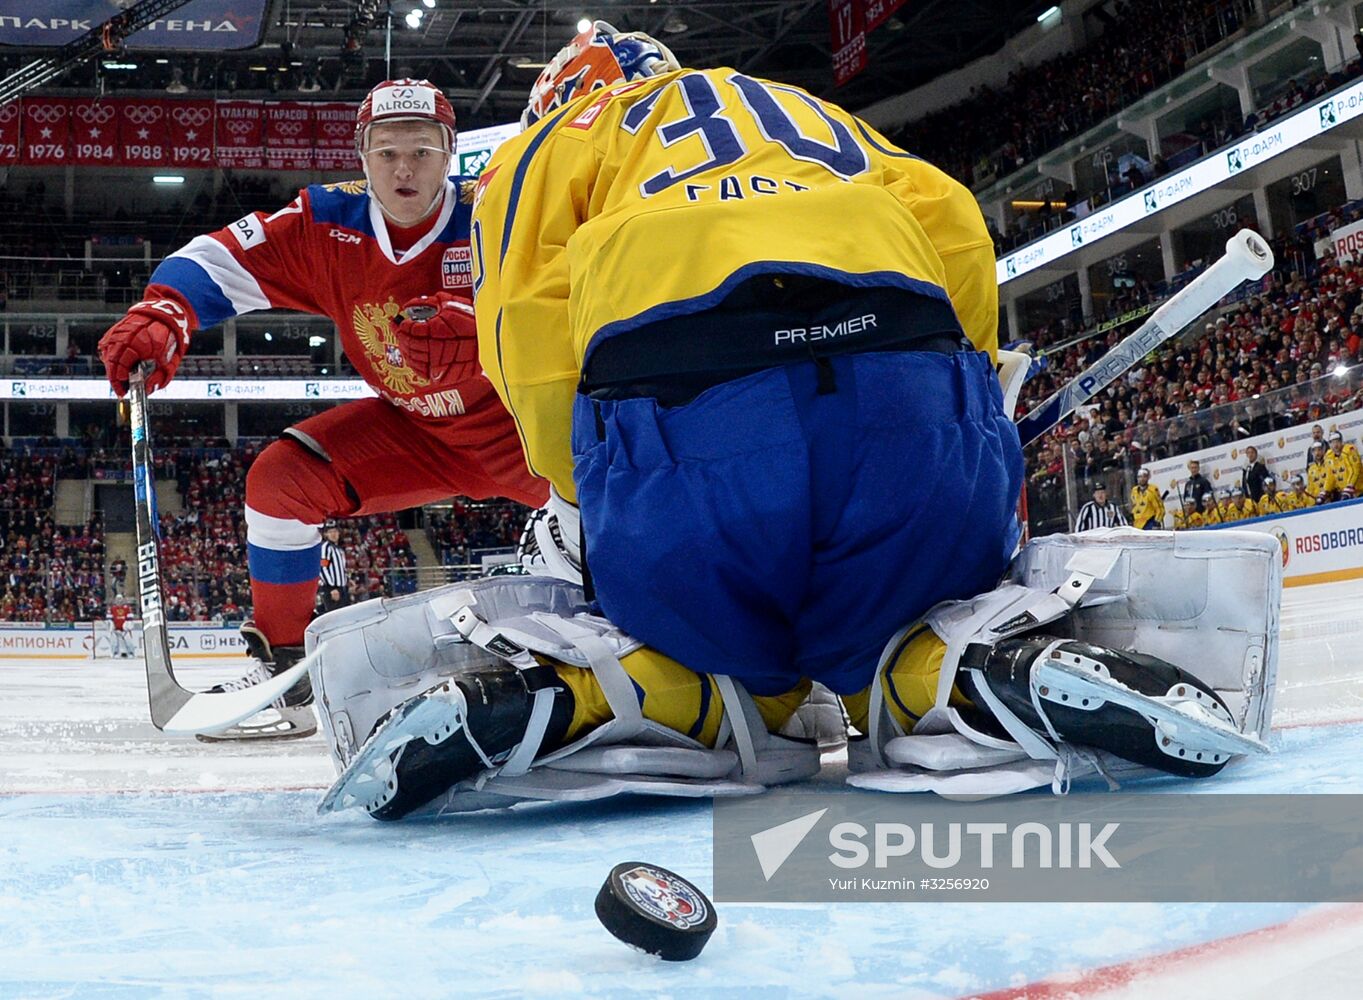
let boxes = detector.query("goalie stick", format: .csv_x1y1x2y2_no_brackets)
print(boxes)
127,368,312,734
1016,230,1273,447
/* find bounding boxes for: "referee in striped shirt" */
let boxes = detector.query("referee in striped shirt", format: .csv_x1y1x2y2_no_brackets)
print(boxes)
1074,483,1128,532
319,520,350,614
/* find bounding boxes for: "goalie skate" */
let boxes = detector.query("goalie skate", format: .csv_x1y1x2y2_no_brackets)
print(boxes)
1031,650,1270,765
318,680,472,816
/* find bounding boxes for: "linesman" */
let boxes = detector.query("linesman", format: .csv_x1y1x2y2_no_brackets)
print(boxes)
1075,483,1128,531
319,521,350,614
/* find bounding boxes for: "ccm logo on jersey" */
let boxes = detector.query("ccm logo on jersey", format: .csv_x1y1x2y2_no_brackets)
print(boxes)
773,313,877,347
442,246,473,289
227,214,266,250
329,228,362,245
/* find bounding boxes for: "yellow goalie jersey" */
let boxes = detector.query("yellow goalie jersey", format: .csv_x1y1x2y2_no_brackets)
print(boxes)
471,68,998,498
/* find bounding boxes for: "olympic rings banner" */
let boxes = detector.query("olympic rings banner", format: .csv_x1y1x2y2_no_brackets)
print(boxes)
0,97,359,171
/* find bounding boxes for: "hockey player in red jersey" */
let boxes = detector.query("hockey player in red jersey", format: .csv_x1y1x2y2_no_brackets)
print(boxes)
108,595,135,659
97,79,547,739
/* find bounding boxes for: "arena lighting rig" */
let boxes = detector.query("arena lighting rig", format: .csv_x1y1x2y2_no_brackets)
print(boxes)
0,0,194,106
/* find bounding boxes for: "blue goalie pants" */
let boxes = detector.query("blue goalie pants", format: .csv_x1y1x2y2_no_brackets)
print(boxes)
571,349,1024,696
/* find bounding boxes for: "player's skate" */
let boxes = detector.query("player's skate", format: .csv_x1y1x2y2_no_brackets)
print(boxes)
197,621,317,742
318,662,569,820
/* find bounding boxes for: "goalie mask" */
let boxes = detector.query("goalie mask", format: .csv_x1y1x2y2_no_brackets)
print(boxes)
521,20,680,129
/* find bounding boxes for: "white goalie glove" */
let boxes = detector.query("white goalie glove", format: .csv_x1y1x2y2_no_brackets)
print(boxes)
516,486,583,585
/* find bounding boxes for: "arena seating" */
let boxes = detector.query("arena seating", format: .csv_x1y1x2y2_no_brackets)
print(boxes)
986,61,1363,252
892,0,1255,194
425,501,527,568
0,445,96,630
154,445,421,620
0,438,519,623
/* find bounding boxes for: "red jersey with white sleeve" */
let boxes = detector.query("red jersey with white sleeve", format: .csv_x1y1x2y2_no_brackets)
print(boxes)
147,177,483,421
110,602,132,631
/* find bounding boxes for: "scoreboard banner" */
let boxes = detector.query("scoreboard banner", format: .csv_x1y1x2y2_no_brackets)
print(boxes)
828,0,867,87
19,97,72,166
214,100,265,169
0,99,18,165
0,99,515,175
997,75,1363,286
0,378,376,401
263,102,316,171
314,104,361,172
1206,498,1363,588
169,100,218,167
70,98,121,166
0,1,268,50
118,99,175,168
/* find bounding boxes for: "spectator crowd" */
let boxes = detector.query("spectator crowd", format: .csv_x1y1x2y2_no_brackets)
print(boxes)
1,450,106,622
425,501,527,570
153,445,422,620
0,440,491,624
893,0,1255,193
0,510,106,623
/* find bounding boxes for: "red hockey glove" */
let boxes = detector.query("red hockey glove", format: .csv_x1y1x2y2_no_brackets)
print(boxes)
98,290,195,397
394,292,479,383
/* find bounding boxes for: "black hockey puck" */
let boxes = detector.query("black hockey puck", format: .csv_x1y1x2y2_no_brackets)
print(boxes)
594,862,717,961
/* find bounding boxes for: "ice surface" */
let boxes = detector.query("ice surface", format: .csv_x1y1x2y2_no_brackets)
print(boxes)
3,581,1363,998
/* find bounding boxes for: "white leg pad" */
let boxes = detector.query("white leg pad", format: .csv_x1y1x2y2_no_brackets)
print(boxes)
849,528,1281,796
307,575,819,815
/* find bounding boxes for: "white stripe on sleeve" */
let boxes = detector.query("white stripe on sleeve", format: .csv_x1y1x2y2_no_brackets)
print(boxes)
168,235,273,315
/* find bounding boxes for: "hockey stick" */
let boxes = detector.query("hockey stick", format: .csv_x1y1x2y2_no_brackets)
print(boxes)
1016,230,1273,447
126,367,311,734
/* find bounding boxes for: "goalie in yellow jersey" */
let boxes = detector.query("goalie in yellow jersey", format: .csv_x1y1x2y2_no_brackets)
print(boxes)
312,23,1275,819
470,21,1020,688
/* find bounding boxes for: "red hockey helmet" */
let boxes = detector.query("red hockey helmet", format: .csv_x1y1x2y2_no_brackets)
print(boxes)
355,78,457,152
522,20,679,129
